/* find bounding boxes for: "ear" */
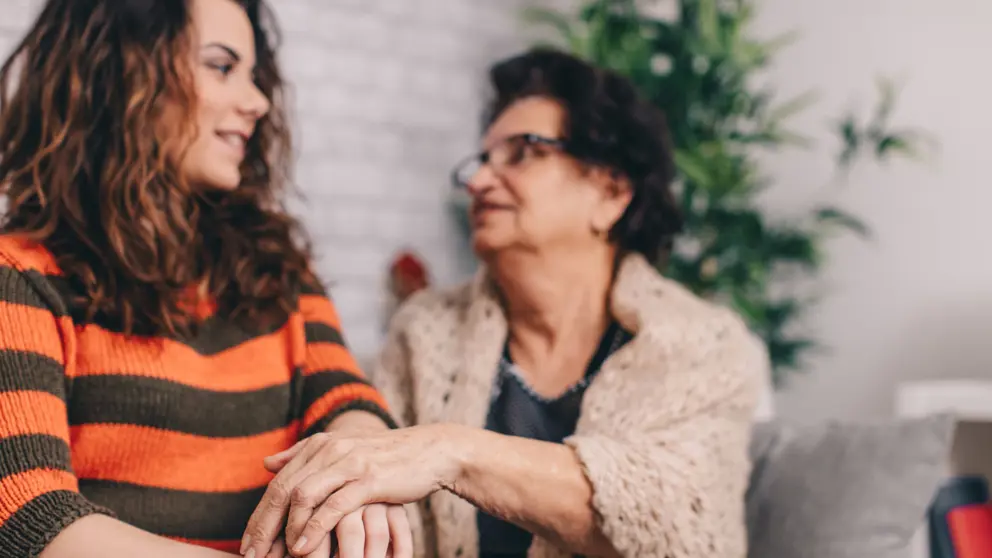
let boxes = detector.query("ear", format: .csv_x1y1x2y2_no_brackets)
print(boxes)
590,169,633,233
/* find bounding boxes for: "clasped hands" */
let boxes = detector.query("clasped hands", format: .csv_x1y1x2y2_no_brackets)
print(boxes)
240,423,464,558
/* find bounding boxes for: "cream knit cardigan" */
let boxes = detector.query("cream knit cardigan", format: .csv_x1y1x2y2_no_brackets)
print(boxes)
369,253,767,558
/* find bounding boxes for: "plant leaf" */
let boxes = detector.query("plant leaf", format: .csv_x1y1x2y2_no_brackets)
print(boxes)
673,148,712,188
814,206,871,238
767,90,818,123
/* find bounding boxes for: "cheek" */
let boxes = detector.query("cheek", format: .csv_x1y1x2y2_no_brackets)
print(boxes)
515,179,593,235
191,81,223,136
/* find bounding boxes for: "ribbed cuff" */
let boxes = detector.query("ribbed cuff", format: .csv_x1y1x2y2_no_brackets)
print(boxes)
0,490,115,558
304,399,399,438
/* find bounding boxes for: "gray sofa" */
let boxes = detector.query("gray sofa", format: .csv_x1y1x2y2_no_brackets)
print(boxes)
745,414,955,558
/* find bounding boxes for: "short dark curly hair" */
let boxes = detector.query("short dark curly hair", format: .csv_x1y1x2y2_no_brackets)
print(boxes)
484,47,683,266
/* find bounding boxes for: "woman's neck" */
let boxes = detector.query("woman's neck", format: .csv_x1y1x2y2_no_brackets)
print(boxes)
488,246,617,393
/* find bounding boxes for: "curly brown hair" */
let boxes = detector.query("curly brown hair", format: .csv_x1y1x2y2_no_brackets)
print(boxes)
0,0,314,336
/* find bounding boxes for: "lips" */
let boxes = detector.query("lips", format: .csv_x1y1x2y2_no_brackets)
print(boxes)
470,200,513,218
215,131,249,157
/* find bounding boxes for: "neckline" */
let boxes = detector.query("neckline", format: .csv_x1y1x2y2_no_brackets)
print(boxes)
498,321,629,403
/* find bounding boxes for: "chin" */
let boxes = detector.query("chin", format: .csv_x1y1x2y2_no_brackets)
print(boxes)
471,230,511,258
200,169,242,191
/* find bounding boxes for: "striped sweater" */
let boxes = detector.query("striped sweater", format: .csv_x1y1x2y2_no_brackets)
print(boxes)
0,235,395,557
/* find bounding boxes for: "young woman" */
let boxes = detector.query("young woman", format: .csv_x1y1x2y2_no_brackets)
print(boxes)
0,1,411,557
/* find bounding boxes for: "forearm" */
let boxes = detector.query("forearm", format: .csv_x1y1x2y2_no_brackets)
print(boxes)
446,427,620,558
40,514,237,558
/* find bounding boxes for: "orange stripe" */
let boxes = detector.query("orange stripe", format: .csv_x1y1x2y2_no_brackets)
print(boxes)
71,324,295,392
169,537,240,552
298,294,342,329
0,391,68,440
0,469,77,526
70,423,298,493
0,236,62,275
302,383,388,432
304,342,363,378
0,302,64,361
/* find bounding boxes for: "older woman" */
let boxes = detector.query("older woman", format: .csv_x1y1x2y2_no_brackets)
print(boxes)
242,48,766,558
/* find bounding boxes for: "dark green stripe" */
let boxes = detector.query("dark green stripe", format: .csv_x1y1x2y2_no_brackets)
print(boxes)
300,370,371,411
0,434,72,482
0,265,50,309
68,375,294,438
38,273,289,355
0,266,72,317
176,315,288,356
7,267,315,356
0,350,65,397
302,399,398,438
79,479,264,540
304,321,345,346
0,489,112,558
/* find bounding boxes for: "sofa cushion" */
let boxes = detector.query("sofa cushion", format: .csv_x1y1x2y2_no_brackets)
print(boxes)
746,414,955,558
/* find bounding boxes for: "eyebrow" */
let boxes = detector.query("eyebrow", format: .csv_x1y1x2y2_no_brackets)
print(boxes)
201,42,241,62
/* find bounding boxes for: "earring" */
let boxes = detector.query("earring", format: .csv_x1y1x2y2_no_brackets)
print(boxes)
591,225,607,239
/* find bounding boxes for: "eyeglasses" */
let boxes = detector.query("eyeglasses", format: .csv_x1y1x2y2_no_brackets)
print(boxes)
449,133,568,189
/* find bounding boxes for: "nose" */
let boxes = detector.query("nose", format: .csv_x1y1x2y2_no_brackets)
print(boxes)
239,81,271,122
465,163,500,197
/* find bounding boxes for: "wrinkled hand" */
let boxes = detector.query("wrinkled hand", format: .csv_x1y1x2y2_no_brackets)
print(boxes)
241,424,462,557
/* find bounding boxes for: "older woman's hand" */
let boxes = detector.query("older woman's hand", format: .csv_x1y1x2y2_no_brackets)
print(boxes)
242,424,463,557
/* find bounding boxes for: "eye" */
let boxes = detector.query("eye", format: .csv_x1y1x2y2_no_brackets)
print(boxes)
505,141,534,165
206,60,235,76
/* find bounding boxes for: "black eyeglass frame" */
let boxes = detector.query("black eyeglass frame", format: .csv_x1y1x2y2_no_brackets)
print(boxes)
449,133,570,189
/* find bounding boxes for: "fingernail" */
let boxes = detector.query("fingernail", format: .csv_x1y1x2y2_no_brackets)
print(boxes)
240,536,252,554
244,549,255,558
291,535,308,553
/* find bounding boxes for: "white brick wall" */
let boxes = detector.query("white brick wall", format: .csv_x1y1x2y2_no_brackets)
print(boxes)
1,0,563,361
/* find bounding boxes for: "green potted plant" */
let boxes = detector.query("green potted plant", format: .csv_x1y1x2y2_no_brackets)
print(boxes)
515,0,929,385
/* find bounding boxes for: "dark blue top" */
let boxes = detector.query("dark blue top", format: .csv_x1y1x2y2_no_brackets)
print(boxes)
477,322,633,558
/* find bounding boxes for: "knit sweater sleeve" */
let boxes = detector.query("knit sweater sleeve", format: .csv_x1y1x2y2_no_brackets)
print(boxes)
563,311,766,558
0,250,111,557
296,284,396,438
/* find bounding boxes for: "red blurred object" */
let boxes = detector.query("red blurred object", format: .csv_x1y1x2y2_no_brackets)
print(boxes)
948,503,992,558
389,250,429,302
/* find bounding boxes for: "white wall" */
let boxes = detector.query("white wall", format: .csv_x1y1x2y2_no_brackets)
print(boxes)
268,0,555,360
0,0,553,363
749,0,992,423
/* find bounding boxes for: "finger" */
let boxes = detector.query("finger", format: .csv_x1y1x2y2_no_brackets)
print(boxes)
333,510,365,558
303,533,333,558
283,458,338,544
362,505,390,558
386,506,412,558
285,464,357,545
290,481,373,556
243,435,332,557
265,537,287,558
265,438,308,472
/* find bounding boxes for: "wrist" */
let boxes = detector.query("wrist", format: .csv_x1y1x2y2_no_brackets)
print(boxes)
436,423,481,495
325,409,390,434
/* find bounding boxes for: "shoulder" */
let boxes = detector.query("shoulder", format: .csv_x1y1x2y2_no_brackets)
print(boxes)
0,235,68,315
0,234,61,275
607,254,768,409
613,253,760,358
